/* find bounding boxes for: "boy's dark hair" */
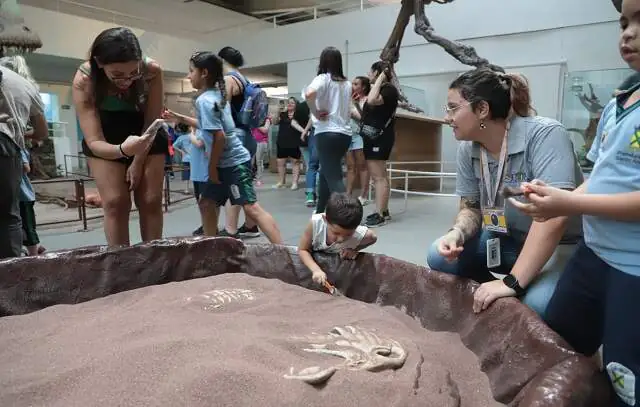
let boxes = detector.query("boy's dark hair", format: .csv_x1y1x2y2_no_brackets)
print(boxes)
175,123,189,133
325,193,363,230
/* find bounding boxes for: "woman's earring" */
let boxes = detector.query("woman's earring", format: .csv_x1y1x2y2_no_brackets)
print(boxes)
480,121,486,130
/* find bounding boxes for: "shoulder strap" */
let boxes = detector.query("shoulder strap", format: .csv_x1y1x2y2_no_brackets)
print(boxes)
228,71,247,92
78,63,91,76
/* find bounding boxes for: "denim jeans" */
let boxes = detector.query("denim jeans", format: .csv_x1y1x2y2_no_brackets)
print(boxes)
426,228,573,318
315,131,351,213
302,129,319,194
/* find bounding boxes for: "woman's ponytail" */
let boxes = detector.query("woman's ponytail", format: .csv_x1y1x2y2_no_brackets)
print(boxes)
503,72,536,117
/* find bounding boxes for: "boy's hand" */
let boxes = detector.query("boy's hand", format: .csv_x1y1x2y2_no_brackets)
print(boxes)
209,167,220,184
311,270,327,285
509,180,574,222
340,248,358,260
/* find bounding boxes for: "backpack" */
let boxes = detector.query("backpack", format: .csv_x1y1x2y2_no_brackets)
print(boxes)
228,71,269,129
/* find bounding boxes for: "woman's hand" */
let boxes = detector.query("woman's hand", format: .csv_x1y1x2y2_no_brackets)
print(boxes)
300,130,308,141
509,180,575,222
436,229,464,262
473,280,516,313
120,134,154,157
126,160,144,191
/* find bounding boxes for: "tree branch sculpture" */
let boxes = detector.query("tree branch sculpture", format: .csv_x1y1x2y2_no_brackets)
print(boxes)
378,0,502,113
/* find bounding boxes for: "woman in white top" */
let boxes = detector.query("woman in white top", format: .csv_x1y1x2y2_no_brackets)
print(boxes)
304,47,353,213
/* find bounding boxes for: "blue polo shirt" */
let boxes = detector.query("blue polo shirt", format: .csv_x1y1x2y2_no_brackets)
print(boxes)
584,83,640,277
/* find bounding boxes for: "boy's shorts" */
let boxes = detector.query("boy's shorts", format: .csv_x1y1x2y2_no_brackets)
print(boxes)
545,241,640,407
200,161,257,207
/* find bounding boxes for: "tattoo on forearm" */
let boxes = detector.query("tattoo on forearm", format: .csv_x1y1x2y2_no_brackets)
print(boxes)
453,197,482,242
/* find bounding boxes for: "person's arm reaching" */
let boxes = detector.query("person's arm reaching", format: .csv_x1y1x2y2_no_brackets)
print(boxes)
291,119,305,133
367,71,388,106
30,112,48,142
135,60,164,163
298,221,327,285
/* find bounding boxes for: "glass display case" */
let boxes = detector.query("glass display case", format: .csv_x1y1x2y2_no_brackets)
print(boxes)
398,84,428,113
561,68,635,170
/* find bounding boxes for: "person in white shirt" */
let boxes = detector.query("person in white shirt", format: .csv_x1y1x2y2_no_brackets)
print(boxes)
298,192,378,286
304,47,353,213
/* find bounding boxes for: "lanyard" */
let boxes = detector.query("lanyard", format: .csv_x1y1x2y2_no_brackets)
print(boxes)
480,126,509,208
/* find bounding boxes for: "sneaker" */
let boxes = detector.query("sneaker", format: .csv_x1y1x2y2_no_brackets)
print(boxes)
382,209,391,220
291,183,299,191
358,196,371,206
305,192,316,207
192,225,204,236
272,183,286,189
365,213,387,228
255,180,263,187
237,224,261,238
217,229,239,238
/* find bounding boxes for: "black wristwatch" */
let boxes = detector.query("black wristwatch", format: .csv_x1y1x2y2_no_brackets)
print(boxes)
503,274,526,296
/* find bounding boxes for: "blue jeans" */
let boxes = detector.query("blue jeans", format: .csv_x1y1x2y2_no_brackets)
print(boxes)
303,129,319,195
545,241,640,407
426,228,572,318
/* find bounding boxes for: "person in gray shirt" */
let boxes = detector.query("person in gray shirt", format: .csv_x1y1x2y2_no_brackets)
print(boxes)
0,65,47,258
426,68,583,318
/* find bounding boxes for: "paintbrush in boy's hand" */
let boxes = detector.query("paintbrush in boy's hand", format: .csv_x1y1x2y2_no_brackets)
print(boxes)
502,185,533,198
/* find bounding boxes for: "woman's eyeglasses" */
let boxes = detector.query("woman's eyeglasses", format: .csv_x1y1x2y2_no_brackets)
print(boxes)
443,102,471,115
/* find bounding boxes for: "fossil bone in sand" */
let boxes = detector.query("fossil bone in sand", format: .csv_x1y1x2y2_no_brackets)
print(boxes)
284,325,408,385
186,288,255,310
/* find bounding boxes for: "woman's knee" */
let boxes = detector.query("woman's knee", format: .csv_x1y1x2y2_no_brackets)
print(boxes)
134,191,163,212
102,193,131,217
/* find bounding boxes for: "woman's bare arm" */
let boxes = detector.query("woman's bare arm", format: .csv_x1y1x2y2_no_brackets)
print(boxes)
72,67,124,160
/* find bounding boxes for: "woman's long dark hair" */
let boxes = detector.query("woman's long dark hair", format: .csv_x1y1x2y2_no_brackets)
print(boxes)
88,27,143,108
190,51,227,108
317,46,346,80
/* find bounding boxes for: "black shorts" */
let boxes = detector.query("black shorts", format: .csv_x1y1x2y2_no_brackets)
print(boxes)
198,161,257,206
81,110,169,164
363,131,395,161
277,146,301,160
181,162,190,181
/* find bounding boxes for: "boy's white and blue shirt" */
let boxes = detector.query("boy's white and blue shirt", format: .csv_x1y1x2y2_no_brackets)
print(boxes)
584,82,640,277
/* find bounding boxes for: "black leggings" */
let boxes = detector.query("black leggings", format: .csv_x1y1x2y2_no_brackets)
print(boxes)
0,133,22,258
314,131,351,213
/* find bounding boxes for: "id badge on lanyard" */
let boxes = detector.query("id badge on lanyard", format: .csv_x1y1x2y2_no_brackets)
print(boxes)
481,128,508,235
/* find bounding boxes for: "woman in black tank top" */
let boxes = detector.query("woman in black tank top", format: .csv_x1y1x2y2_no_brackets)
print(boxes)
72,27,167,247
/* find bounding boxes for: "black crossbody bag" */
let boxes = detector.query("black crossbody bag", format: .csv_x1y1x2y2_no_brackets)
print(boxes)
356,102,394,141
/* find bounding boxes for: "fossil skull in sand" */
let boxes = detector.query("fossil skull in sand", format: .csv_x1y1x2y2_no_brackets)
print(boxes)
284,325,408,385
0,0,42,56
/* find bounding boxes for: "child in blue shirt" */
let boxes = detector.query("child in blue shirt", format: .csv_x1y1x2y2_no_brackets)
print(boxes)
511,1,640,404
172,123,193,193
166,52,282,244
19,148,44,256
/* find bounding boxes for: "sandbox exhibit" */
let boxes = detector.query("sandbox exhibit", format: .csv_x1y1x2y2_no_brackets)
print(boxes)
0,238,613,406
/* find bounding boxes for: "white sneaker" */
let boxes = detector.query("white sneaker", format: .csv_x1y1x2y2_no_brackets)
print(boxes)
358,196,371,206
272,183,286,189
291,183,299,191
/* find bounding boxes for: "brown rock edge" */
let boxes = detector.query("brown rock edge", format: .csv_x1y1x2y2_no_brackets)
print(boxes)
0,237,613,406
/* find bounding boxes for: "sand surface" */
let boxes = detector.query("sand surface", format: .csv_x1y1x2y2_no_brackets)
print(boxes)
0,274,505,407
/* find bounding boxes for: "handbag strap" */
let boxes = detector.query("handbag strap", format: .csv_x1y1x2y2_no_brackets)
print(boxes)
360,100,394,130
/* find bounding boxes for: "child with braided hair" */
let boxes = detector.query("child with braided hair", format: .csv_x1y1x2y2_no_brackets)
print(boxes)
164,52,282,243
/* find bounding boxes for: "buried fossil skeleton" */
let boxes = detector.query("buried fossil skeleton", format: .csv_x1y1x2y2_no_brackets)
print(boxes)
186,288,256,311
284,325,408,385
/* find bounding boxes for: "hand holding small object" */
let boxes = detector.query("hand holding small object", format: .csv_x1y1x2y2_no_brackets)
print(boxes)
508,180,574,222
340,248,358,260
437,228,464,262
312,270,327,285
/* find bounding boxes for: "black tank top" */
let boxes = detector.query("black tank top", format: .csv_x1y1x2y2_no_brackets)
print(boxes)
227,72,247,129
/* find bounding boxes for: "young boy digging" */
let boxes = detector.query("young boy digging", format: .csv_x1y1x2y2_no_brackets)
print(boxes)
298,193,377,286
